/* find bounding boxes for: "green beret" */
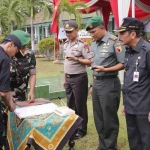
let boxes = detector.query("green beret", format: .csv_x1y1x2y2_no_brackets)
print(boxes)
86,16,103,31
11,30,30,47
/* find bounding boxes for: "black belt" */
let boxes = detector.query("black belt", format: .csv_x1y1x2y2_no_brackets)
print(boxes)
94,75,117,80
66,73,85,78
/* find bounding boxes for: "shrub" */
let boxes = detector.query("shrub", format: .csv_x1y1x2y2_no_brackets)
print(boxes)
38,38,57,61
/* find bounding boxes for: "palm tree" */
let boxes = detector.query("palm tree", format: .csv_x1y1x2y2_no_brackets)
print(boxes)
22,0,53,51
0,0,26,33
59,0,88,28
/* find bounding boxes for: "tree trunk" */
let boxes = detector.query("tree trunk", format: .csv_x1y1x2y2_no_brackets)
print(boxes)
31,6,35,51
10,21,13,32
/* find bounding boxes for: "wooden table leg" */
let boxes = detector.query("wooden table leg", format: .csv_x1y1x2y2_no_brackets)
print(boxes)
68,130,76,150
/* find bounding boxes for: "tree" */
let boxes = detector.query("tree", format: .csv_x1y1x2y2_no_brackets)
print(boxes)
0,0,26,33
59,0,87,28
22,0,53,51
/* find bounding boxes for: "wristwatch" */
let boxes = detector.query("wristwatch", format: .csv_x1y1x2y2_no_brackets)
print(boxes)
90,84,93,88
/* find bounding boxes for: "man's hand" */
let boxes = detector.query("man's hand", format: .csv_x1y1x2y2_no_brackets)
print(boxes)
93,66,105,72
62,80,66,88
28,91,35,103
148,112,150,122
122,105,125,115
89,87,92,98
66,56,77,61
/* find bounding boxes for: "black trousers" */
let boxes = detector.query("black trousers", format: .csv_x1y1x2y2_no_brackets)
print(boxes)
92,76,121,150
65,72,88,134
125,113,150,150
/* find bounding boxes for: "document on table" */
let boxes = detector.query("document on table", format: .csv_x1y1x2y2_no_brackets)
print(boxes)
14,103,58,119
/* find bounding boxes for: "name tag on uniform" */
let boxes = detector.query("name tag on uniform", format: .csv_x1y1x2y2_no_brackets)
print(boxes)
133,71,139,82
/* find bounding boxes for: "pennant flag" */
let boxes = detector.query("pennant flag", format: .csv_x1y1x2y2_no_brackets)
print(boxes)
50,0,61,52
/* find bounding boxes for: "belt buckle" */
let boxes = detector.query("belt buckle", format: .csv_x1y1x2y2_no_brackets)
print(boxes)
67,75,70,78
94,76,96,80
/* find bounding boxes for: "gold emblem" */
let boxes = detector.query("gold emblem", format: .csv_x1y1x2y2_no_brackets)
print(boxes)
67,75,70,78
89,24,93,28
66,24,69,28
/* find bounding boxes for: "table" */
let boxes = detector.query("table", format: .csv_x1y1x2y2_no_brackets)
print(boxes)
6,109,82,150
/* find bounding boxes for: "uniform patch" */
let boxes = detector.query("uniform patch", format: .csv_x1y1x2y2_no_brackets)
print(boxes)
115,46,122,53
84,43,90,53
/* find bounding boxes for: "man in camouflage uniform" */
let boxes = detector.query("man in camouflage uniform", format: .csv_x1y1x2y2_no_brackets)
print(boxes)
86,16,125,150
10,30,36,102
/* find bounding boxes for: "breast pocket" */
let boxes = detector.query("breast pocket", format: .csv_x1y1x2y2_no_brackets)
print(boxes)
72,49,82,57
138,61,147,76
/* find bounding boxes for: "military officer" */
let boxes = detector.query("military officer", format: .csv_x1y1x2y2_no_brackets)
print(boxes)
114,17,150,150
86,16,125,150
10,30,36,102
63,20,92,140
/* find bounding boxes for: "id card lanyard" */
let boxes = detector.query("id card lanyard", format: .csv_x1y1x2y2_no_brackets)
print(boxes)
133,58,140,82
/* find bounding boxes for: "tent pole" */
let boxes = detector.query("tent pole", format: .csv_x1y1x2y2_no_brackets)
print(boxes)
132,0,135,18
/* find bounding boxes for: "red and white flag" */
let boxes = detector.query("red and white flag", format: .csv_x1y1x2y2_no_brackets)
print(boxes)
50,0,61,52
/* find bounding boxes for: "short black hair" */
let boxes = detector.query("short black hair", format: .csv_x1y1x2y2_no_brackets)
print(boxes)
128,30,143,38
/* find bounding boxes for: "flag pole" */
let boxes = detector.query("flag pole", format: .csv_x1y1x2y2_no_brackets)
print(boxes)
132,0,135,18
54,34,56,60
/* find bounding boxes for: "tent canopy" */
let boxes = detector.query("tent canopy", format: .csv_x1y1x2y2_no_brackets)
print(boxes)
69,0,150,27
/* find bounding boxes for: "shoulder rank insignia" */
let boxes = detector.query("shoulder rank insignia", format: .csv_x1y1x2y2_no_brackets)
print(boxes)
78,39,84,43
109,36,118,41
64,40,69,44
114,42,121,47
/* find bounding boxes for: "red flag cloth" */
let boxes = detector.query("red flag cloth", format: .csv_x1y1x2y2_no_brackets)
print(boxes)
109,0,119,28
50,0,61,52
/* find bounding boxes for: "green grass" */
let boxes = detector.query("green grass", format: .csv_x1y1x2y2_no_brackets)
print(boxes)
35,58,129,150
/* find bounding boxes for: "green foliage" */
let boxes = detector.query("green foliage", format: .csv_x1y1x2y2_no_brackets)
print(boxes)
0,0,26,33
0,35,5,42
38,38,57,53
59,0,87,29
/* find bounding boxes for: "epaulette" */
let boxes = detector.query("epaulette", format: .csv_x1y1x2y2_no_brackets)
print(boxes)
109,36,118,41
64,40,69,44
78,39,85,43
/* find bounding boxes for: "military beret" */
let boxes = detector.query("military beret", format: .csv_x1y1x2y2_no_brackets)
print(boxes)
114,17,143,32
64,20,78,31
86,16,103,31
3,34,21,50
11,30,30,47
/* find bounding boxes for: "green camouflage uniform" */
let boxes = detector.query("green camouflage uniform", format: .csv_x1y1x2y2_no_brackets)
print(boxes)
10,49,36,101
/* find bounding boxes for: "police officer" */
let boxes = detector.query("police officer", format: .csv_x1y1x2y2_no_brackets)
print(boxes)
10,30,36,102
114,17,150,150
86,16,125,150
0,33,24,149
63,20,92,140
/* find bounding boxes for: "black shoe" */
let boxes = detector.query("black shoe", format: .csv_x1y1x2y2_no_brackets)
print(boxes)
74,132,86,140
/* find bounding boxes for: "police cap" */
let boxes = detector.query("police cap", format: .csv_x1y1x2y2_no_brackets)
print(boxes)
64,20,78,31
85,16,103,31
114,17,143,32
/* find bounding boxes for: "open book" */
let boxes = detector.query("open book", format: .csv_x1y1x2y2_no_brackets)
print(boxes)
54,106,75,116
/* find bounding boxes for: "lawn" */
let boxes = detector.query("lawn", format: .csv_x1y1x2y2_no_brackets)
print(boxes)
36,58,129,150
